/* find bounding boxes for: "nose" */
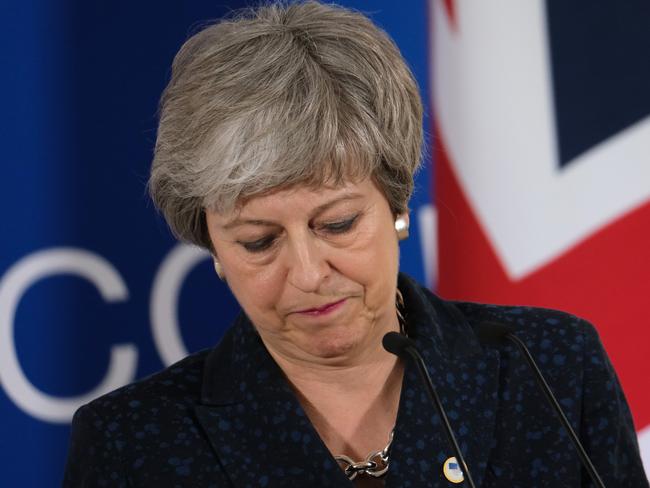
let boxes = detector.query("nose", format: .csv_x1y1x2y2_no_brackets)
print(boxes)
285,231,330,293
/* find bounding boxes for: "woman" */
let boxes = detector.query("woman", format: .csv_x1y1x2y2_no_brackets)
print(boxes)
64,2,647,486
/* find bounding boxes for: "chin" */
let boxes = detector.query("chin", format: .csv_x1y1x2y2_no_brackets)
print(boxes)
303,327,366,360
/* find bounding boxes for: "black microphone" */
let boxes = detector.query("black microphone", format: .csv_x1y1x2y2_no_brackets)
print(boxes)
476,322,606,488
383,332,477,488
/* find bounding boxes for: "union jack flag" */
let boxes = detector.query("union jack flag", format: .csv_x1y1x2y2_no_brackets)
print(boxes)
431,0,650,473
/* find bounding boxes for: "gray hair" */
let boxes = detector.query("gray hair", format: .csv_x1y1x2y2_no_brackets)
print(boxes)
149,0,423,250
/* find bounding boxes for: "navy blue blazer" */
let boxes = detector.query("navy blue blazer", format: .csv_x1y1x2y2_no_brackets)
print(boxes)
63,274,648,487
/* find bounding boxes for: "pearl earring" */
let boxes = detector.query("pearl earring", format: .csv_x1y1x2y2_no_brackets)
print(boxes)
395,216,409,241
213,259,224,280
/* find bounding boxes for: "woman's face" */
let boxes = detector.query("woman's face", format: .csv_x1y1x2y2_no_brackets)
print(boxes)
205,178,405,364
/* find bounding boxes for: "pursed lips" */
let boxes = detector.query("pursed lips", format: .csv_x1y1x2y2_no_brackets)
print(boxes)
293,298,347,316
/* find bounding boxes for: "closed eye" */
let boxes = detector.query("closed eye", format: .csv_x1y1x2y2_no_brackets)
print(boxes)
320,214,359,234
238,214,360,253
239,235,277,253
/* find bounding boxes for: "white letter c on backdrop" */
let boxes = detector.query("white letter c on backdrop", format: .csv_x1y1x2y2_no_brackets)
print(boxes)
0,248,137,424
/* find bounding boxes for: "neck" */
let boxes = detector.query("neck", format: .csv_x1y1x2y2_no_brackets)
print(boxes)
265,334,405,461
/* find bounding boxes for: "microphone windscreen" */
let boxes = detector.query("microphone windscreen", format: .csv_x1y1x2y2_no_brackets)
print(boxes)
476,321,515,345
382,331,415,358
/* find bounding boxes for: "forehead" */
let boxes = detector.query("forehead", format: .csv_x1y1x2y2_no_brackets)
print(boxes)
229,178,382,218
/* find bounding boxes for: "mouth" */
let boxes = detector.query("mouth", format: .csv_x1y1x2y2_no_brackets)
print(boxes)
294,298,347,316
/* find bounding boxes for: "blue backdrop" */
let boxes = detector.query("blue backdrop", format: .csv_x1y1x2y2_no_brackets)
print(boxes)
0,1,431,485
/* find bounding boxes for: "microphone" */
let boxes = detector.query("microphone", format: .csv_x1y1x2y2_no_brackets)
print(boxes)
383,332,477,488
476,322,606,488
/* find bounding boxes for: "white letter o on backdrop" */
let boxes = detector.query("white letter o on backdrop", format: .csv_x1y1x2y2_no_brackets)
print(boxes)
0,248,137,424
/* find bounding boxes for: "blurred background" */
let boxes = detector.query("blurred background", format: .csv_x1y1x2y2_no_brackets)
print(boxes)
0,0,648,485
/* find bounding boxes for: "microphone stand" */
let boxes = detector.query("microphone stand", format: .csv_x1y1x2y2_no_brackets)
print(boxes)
405,345,478,488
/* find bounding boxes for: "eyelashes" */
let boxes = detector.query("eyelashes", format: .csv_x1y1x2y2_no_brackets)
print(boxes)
241,235,278,253
238,214,360,254
321,214,359,234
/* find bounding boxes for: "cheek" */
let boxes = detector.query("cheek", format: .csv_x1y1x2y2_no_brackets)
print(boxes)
337,229,399,306
353,223,399,276
221,258,285,322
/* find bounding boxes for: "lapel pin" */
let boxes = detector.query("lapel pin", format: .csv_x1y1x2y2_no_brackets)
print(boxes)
443,456,465,484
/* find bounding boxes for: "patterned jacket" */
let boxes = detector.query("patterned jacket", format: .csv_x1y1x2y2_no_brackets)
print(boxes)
63,274,648,487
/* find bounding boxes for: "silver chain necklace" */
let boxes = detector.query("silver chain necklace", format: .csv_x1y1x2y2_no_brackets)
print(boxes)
334,429,394,481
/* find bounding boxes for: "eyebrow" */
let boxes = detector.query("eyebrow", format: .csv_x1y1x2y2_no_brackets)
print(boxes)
221,192,364,230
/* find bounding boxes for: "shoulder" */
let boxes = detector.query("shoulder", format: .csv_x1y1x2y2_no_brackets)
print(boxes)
454,298,581,325
399,272,596,344
448,300,603,376
439,298,616,406
450,299,602,359
69,318,243,434
64,347,219,486
80,347,211,419
398,273,598,361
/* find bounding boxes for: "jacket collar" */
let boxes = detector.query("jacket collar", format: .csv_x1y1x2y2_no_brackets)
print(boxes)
195,273,499,486
199,312,291,406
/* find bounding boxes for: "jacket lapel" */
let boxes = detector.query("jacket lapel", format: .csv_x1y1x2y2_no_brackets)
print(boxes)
193,315,351,487
385,276,500,487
